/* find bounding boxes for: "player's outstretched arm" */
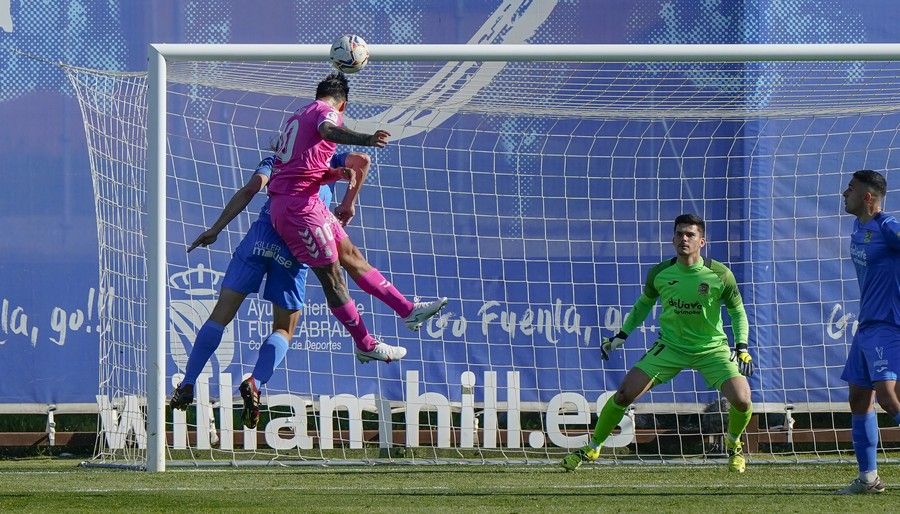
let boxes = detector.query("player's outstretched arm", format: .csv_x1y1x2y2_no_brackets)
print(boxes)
187,172,267,252
319,122,391,148
602,292,656,360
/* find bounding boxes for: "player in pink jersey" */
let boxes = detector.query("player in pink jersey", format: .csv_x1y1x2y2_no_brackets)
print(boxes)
268,72,447,363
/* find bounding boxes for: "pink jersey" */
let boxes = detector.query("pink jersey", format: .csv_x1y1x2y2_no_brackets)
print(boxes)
267,100,343,198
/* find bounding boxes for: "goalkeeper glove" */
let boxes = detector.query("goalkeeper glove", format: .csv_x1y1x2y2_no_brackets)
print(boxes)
601,331,628,361
730,342,754,377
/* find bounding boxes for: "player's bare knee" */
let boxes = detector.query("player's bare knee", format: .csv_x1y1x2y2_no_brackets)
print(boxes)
339,242,362,262
613,389,635,407
876,398,900,417
339,241,370,274
731,396,752,412
271,307,299,335
722,378,752,411
873,383,900,416
346,152,370,173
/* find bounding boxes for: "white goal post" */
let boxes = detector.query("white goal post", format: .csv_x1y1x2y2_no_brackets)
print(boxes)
74,43,900,472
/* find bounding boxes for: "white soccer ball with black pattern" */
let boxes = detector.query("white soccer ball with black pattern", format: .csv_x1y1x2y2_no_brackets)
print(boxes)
330,34,369,74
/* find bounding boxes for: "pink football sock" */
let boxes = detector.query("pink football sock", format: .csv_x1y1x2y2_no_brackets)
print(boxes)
355,268,414,318
330,301,376,352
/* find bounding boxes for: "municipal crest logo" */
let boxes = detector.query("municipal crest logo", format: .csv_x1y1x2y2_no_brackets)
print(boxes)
168,264,235,374
697,282,710,296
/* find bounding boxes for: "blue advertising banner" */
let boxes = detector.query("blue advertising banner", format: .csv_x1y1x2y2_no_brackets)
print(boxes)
1,0,900,411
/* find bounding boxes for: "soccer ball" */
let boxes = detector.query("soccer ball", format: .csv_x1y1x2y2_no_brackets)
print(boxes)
330,34,369,74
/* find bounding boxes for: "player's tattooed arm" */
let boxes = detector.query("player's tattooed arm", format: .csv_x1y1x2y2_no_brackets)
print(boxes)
319,122,390,148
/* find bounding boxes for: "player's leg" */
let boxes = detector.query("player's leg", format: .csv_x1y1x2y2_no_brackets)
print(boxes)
561,366,655,471
312,262,406,363
698,345,751,473
171,287,248,410
251,239,309,387
239,237,307,428
870,324,900,422
328,156,447,328
874,379,900,423
562,341,683,472
271,195,405,363
240,306,300,429
719,376,752,473
173,222,269,409
836,329,885,494
253,307,298,384
313,261,373,351
601,367,656,441
836,328,899,493
719,375,753,443
835,384,884,494
338,237,447,331
183,288,246,382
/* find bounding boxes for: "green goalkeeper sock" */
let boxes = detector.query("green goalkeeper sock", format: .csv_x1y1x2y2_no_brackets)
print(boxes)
726,404,753,445
590,397,628,447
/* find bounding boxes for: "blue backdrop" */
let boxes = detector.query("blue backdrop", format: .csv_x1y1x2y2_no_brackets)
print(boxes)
1,0,899,407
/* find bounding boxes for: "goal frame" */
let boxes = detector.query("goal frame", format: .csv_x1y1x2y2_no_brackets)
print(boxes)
146,42,900,471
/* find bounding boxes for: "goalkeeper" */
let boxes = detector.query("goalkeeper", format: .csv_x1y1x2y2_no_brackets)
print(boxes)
562,213,754,473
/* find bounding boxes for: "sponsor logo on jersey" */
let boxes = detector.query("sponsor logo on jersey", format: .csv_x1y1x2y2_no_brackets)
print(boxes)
667,297,702,315
850,244,867,267
252,241,294,268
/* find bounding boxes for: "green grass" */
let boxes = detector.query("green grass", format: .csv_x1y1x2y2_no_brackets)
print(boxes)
0,457,896,512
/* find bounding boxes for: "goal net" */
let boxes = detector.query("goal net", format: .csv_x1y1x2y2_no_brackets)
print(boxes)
66,45,900,470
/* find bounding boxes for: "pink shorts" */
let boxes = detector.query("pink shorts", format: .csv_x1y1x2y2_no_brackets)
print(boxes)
269,194,347,268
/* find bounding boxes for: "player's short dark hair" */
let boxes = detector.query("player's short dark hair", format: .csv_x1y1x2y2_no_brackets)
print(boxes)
674,213,705,236
316,72,349,102
852,169,887,197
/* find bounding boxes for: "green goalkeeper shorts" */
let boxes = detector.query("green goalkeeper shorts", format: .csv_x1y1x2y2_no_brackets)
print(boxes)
633,340,742,390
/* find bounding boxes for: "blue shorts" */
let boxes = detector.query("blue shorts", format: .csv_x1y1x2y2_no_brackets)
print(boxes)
841,323,900,388
219,152,345,309
221,219,310,310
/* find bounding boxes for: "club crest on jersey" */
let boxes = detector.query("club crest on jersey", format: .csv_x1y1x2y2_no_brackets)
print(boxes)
697,282,710,296
874,346,888,374
864,230,873,243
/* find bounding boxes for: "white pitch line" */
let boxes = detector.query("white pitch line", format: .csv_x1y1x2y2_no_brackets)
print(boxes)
33,483,841,494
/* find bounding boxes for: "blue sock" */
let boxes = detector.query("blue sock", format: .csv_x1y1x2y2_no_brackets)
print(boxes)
252,332,289,385
894,412,900,426
851,412,879,475
181,320,225,386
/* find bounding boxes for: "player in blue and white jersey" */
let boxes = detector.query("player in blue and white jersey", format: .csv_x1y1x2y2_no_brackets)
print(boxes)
837,169,900,494
170,150,360,429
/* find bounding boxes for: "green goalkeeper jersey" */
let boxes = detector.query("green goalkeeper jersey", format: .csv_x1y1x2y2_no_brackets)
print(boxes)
621,256,748,352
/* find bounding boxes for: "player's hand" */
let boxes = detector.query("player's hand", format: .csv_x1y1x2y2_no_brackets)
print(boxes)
601,331,628,360
187,229,219,252
369,129,391,148
342,166,360,190
334,203,355,226
730,342,754,377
